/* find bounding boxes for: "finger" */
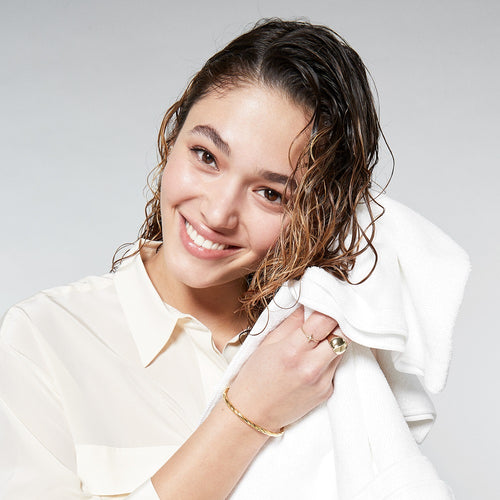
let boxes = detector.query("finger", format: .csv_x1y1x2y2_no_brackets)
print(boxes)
300,311,339,345
303,344,343,393
309,327,351,366
327,327,351,357
328,355,343,390
330,326,351,345
260,306,304,345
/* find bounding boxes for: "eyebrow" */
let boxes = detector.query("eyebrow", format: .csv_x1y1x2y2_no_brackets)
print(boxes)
259,170,297,190
189,125,231,156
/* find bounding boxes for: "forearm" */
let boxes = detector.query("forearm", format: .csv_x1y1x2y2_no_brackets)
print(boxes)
151,397,270,499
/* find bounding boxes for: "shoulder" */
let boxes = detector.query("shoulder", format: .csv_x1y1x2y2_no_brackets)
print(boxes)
3,270,114,322
0,269,121,356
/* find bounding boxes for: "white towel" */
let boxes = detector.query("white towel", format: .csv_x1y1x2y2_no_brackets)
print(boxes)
200,193,471,499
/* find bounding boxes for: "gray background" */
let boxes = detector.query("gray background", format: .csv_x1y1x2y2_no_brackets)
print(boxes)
1,0,498,497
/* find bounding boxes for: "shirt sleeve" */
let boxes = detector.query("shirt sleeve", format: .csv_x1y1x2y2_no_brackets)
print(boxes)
0,308,160,500
127,480,160,499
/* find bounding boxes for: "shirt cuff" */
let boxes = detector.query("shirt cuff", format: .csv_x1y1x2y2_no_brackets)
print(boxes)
128,479,160,499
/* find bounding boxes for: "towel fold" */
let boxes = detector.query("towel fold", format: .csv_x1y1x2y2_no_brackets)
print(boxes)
200,193,471,499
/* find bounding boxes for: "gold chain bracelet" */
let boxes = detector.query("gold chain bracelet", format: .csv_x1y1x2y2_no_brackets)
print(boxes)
222,387,285,437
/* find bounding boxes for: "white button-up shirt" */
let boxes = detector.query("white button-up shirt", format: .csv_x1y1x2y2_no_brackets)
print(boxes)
0,241,243,499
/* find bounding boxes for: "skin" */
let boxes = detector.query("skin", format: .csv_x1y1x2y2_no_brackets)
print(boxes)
143,83,350,498
145,83,311,349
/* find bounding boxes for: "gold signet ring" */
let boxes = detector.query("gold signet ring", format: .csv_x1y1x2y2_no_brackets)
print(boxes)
329,336,348,355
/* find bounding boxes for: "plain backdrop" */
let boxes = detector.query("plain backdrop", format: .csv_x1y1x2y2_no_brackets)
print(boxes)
1,0,498,498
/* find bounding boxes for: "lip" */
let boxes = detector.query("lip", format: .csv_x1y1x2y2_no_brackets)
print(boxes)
179,214,241,260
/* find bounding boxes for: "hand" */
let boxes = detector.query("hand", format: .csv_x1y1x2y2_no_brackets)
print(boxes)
227,306,350,433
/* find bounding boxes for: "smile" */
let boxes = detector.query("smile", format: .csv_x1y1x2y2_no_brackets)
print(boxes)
185,220,229,250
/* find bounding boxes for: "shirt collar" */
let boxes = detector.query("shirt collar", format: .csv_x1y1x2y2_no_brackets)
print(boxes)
113,239,188,367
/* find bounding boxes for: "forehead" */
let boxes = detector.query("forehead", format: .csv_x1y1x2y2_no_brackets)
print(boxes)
181,84,312,171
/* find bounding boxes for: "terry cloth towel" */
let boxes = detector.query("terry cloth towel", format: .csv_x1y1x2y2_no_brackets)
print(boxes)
200,193,471,500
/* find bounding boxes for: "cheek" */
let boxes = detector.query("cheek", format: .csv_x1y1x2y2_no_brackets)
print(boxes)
160,158,195,208
250,216,285,257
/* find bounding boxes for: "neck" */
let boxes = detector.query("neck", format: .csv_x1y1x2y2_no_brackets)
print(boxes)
142,243,248,343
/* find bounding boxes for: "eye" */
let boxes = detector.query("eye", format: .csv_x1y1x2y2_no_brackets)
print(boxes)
257,188,282,204
190,147,218,170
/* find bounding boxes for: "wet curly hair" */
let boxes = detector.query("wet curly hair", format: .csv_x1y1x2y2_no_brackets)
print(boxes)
111,18,392,327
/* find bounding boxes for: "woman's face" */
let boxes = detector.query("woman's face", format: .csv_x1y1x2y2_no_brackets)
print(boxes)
158,83,310,292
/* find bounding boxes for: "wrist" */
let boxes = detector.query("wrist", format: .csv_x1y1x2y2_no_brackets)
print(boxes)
223,387,285,437
213,397,271,446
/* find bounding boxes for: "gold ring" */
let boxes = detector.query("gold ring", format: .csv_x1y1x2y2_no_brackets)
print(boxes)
300,326,320,344
329,336,348,355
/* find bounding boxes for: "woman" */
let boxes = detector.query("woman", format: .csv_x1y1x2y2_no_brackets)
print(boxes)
0,19,463,499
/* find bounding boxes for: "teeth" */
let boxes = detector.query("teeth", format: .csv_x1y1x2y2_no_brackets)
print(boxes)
185,221,228,250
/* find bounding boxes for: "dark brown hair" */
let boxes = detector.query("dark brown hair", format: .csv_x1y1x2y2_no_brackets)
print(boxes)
112,18,392,326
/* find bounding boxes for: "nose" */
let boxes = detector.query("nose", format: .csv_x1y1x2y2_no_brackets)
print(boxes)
199,180,240,232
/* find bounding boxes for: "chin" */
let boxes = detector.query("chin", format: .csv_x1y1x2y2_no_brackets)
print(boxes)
175,269,242,290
